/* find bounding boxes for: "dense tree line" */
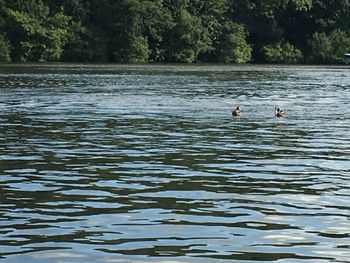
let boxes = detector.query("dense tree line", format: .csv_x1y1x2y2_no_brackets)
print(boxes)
0,0,349,63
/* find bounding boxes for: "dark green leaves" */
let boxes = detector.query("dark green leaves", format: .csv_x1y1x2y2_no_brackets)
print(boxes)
0,0,349,63
3,1,71,61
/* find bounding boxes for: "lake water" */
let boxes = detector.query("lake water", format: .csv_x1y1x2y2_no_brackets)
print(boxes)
0,64,349,263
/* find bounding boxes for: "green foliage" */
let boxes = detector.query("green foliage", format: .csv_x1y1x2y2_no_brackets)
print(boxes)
109,0,151,63
290,0,313,11
308,30,350,63
214,22,252,63
4,1,71,62
62,22,107,62
307,32,332,63
0,34,11,61
311,0,350,32
0,0,349,64
115,35,150,63
165,9,211,62
103,0,174,63
138,0,174,62
262,41,303,63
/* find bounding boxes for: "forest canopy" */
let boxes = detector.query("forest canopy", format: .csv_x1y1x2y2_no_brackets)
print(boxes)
0,0,349,63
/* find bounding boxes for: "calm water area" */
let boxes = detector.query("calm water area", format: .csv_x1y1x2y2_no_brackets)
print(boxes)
0,63,349,262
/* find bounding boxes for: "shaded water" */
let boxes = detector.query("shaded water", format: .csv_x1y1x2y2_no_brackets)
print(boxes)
0,64,350,262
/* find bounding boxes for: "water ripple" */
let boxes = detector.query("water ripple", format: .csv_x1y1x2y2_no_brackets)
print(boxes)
0,64,350,262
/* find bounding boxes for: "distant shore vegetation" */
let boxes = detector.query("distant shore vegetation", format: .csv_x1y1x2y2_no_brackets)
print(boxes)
0,0,349,64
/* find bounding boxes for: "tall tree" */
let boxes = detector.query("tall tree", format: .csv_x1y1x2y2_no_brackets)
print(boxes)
0,0,349,63
3,0,71,61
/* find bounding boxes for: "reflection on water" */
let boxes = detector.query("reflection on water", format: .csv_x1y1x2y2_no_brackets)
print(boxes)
0,64,350,262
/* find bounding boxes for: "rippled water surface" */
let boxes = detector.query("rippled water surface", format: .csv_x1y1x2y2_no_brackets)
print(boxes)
0,64,350,262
